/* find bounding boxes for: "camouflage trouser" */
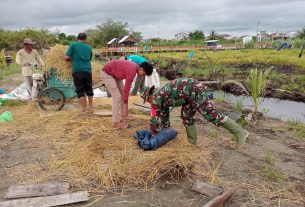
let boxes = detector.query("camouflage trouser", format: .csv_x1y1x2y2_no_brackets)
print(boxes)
160,107,171,128
181,90,225,127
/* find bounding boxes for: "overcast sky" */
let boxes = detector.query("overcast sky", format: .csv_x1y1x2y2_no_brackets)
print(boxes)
1,0,304,39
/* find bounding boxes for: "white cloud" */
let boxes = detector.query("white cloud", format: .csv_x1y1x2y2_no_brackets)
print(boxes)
0,0,304,39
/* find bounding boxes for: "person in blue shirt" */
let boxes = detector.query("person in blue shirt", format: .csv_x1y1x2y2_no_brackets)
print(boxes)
125,55,160,95
63,33,93,113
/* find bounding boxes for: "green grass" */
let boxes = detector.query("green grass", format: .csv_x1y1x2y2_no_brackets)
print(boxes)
263,166,285,183
145,49,305,70
235,99,243,114
0,99,25,107
248,68,271,112
287,119,305,140
0,63,21,80
263,148,273,164
208,128,218,139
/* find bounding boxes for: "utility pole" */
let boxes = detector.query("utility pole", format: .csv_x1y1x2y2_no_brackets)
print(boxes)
257,21,260,41
158,25,160,56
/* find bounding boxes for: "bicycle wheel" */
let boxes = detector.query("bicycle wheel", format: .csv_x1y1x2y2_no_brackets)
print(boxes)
38,87,65,111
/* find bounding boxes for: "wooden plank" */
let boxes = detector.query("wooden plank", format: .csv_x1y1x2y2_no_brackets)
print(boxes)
133,103,151,109
93,111,112,117
0,191,89,207
4,182,70,199
191,180,223,197
202,187,237,207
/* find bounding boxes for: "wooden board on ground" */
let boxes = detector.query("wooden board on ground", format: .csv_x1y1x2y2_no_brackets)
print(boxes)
93,111,112,117
4,182,70,199
133,103,151,109
0,191,89,207
202,187,237,207
191,180,223,197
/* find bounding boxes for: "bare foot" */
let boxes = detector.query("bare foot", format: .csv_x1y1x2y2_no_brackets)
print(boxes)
113,121,129,129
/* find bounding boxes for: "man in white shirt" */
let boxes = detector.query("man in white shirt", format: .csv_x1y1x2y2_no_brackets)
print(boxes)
16,38,45,97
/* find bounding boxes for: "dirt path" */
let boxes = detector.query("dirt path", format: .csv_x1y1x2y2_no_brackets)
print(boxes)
0,100,304,207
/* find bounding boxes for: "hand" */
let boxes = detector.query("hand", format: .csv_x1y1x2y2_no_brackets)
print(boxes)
62,56,71,61
23,62,31,67
122,103,128,118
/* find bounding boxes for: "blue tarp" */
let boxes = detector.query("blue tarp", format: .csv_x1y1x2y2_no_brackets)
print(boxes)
134,128,178,150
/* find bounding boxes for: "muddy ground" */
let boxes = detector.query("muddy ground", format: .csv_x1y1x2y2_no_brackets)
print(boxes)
0,98,304,207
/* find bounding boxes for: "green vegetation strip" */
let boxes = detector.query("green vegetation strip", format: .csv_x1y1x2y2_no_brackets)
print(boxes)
145,49,305,70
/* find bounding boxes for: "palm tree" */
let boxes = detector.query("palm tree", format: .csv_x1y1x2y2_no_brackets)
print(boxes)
209,30,217,40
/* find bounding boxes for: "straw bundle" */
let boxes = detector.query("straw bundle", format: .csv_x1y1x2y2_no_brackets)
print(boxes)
45,45,72,79
45,44,103,83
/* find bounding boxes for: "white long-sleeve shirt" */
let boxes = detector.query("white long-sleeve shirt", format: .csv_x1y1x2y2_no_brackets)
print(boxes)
16,49,45,76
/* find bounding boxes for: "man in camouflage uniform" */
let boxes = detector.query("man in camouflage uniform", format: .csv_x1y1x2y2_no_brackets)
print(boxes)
141,78,249,148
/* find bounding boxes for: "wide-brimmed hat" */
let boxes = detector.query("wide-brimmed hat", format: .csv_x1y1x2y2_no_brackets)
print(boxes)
23,38,36,45
140,85,155,103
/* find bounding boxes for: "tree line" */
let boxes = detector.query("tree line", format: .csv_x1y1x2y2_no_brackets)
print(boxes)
0,19,142,50
1,19,305,51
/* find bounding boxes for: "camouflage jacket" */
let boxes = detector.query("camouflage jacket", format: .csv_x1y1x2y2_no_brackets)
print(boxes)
150,78,208,134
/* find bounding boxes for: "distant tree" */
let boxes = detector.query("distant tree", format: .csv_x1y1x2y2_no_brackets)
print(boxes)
296,27,305,39
58,33,66,41
208,30,218,40
86,19,129,47
131,31,143,42
66,35,76,42
85,19,143,47
189,30,204,40
3,28,57,50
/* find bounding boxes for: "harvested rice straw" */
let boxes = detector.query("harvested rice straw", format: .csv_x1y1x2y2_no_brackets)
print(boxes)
2,99,304,206
1,99,213,194
45,45,72,80
91,61,103,84
45,44,103,83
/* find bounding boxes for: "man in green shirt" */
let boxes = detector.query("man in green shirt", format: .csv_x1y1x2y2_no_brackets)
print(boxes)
63,33,93,113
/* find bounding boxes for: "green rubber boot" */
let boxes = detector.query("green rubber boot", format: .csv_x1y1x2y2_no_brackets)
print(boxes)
222,117,249,148
186,125,197,145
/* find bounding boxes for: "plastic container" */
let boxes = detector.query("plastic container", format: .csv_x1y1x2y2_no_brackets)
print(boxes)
47,68,76,99
0,88,5,94
0,111,13,122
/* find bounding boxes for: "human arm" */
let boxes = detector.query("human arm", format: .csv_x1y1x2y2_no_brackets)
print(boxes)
153,70,161,88
131,75,145,95
123,66,138,103
63,44,73,61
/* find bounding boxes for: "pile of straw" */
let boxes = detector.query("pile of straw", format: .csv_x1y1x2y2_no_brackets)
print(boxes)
45,44,103,84
0,97,213,193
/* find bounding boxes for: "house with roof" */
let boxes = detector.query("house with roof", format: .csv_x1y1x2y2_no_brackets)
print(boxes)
107,38,119,47
118,35,137,46
257,31,271,41
175,32,189,41
219,34,236,40
242,35,253,45
204,40,219,47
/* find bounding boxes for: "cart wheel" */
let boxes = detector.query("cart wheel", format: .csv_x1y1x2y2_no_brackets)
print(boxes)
38,88,65,111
